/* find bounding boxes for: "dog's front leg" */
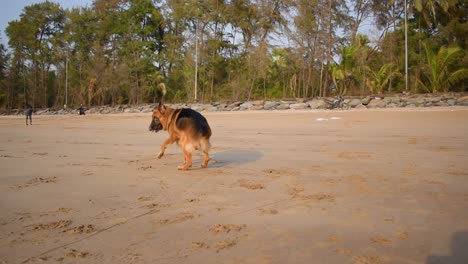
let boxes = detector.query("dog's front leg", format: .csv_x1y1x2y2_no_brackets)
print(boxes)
158,137,176,159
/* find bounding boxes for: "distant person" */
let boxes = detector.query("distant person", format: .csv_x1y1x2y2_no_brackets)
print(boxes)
23,103,33,125
78,104,86,115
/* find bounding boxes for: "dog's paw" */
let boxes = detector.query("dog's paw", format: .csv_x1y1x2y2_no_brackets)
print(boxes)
157,152,164,159
178,163,192,170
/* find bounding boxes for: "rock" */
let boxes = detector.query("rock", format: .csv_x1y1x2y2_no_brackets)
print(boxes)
276,104,290,110
347,98,362,108
289,103,309,110
307,99,327,109
35,109,49,115
383,97,400,104
366,99,386,108
228,101,242,108
264,101,279,110
190,104,205,111
407,97,425,106
251,105,264,110
433,101,448,107
124,108,139,113
141,107,153,113
251,100,264,106
206,106,219,112
426,97,442,103
456,96,468,106
217,103,227,110
361,96,372,105
355,104,367,109
447,99,456,106
240,102,254,110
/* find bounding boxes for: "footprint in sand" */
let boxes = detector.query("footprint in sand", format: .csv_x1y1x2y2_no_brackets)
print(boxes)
1,154,22,158
14,176,59,189
289,187,335,201
37,207,73,217
237,179,265,190
63,224,96,234
157,212,198,226
352,255,383,264
191,242,210,249
138,166,153,171
209,224,247,234
215,238,238,252
395,230,409,240
257,208,278,215
65,249,92,258
262,168,301,178
81,171,94,176
190,238,238,252
370,236,392,246
28,220,72,231
137,196,153,202
33,152,48,156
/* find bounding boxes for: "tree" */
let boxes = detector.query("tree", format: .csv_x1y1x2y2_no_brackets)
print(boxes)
418,43,468,93
365,63,400,94
6,2,65,108
0,36,10,107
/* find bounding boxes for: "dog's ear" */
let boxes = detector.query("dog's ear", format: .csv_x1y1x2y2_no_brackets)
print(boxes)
158,101,166,114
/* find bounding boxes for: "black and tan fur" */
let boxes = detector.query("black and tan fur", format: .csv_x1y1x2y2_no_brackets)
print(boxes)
149,101,212,170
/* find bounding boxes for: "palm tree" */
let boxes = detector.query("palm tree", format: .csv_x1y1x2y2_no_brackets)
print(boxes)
365,63,401,95
417,43,468,93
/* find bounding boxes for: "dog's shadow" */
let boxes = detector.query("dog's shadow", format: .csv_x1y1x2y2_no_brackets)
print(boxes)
207,150,263,168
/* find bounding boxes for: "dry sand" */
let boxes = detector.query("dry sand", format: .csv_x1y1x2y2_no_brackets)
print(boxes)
1,108,467,264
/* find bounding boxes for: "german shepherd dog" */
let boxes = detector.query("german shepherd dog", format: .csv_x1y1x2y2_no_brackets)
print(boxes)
149,102,212,170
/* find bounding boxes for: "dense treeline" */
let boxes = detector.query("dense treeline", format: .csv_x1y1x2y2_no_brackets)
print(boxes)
0,0,467,109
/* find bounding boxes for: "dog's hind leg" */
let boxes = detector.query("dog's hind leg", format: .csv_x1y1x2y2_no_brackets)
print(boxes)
200,138,211,168
178,148,193,170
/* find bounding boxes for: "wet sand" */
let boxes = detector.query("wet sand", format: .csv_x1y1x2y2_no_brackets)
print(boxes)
1,108,467,264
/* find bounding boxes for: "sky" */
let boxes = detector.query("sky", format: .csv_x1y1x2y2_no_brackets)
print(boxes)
0,0,93,46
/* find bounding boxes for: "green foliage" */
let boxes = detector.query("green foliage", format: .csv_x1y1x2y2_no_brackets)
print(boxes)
365,63,401,94
418,43,468,93
0,0,467,108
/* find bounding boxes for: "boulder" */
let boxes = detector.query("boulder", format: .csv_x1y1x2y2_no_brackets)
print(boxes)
347,98,362,108
456,96,468,106
264,101,279,110
447,99,456,106
307,99,327,109
240,102,254,110
276,104,290,110
361,96,372,105
406,97,425,106
206,106,219,112
366,99,386,108
289,103,309,110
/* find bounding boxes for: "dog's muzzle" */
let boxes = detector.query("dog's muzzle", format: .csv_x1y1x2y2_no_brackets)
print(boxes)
149,117,163,132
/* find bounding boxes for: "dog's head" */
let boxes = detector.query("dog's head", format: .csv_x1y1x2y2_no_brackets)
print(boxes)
149,101,168,132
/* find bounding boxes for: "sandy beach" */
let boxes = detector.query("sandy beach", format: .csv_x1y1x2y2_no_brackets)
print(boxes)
1,108,467,264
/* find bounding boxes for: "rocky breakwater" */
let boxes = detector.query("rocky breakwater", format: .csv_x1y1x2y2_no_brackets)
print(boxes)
1,93,467,116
